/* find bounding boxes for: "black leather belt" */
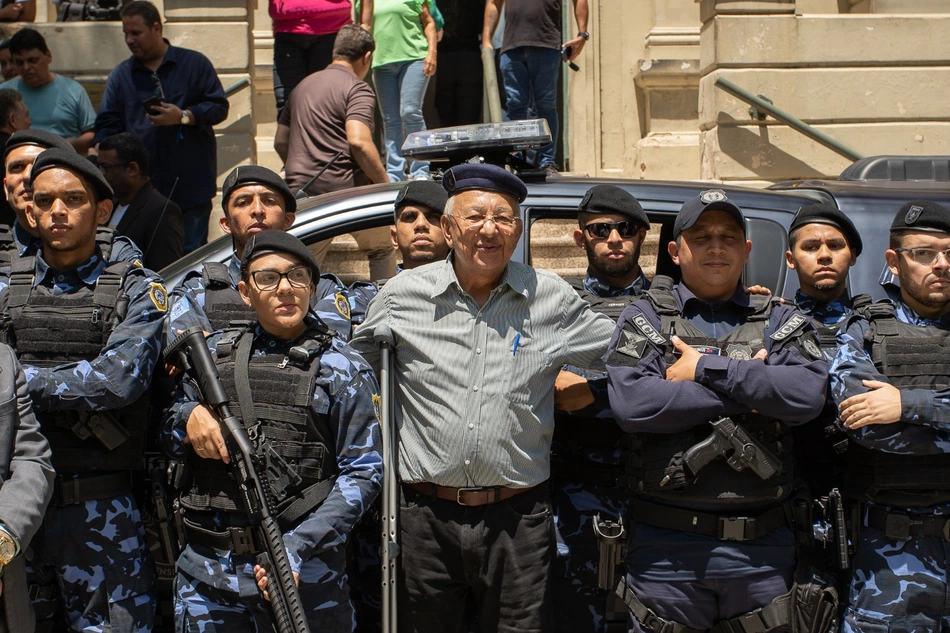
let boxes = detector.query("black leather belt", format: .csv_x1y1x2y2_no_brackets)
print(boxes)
182,518,261,556
866,507,950,541
52,472,131,506
630,498,791,542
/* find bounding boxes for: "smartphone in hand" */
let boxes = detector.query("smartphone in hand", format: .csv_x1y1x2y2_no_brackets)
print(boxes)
561,46,579,72
144,97,162,115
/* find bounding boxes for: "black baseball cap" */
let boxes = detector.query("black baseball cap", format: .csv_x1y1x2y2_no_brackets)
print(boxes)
673,189,745,238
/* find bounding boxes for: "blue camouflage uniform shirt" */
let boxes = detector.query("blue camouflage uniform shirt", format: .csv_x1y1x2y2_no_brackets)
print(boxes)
163,319,383,591
830,294,950,514
166,255,358,343
0,250,165,411
606,283,829,581
14,220,144,266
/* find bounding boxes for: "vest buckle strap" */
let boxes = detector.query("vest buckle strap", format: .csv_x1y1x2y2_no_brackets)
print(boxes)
719,516,756,541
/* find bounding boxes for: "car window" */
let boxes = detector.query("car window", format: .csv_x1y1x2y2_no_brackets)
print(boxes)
745,217,788,294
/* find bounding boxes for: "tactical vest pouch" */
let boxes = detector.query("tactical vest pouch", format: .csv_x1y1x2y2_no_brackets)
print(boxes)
40,399,149,472
846,446,950,507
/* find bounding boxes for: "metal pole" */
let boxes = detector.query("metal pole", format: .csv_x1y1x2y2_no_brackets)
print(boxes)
375,325,399,633
714,77,864,162
482,47,503,123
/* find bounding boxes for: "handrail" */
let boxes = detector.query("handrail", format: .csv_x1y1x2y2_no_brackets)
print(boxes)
224,77,250,98
714,76,864,162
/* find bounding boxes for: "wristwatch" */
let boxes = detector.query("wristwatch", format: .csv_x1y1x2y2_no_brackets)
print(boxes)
578,31,590,40
180,111,192,125
0,531,16,570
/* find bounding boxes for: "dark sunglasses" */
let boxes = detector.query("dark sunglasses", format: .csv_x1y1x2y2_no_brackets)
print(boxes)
584,221,638,239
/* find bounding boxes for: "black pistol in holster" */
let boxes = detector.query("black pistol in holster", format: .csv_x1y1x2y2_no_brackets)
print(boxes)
149,465,180,567
70,410,129,451
682,416,782,481
592,513,627,592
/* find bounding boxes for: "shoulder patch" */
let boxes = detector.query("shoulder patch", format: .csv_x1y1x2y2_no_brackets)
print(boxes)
770,313,807,341
632,314,666,347
149,282,168,312
334,292,351,320
616,330,649,360
802,337,823,360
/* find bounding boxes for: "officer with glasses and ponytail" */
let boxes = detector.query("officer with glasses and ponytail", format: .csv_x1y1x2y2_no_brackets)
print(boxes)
551,184,652,633
161,230,382,630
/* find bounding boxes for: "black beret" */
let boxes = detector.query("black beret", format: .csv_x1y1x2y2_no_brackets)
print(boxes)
674,189,744,238
577,185,650,229
442,164,527,203
890,200,950,235
4,129,72,159
30,147,113,201
240,230,320,280
222,165,296,214
789,202,862,257
394,180,448,219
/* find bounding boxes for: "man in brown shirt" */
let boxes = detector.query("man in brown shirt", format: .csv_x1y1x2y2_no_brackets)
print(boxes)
276,24,394,279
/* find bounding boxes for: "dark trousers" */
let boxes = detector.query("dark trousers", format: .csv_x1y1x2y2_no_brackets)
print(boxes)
434,49,483,128
273,31,337,118
625,568,793,632
181,201,213,255
398,484,555,633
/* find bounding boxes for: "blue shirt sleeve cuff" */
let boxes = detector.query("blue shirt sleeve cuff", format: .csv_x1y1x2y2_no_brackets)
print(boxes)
695,353,731,384
901,389,935,426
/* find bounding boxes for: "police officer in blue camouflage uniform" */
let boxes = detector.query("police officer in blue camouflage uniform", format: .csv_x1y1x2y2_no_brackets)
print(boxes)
831,200,950,633
163,230,382,631
0,147,164,631
165,165,358,343
784,202,864,497
2,129,144,266
551,184,651,633
605,191,830,633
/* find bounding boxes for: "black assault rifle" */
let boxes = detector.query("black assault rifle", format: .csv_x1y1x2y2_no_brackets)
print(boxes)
683,416,782,482
165,326,311,633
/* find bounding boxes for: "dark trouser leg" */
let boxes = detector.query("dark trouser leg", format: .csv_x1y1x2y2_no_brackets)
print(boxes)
181,201,213,254
625,566,793,632
273,33,311,118
472,485,555,633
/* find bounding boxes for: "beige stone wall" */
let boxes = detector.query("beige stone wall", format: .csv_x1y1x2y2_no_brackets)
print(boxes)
566,0,950,185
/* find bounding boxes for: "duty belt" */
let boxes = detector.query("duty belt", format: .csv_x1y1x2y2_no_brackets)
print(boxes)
182,517,262,556
866,507,950,541
52,471,132,506
630,498,791,542
403,481,541,507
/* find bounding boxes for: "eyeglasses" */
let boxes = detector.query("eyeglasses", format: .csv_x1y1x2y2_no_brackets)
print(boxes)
250,266,313,291
894,247,950,265
97,161,129,173
584,221,638,239
451,213,520,232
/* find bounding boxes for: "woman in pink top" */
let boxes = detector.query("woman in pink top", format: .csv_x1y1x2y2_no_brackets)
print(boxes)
270,0,373,118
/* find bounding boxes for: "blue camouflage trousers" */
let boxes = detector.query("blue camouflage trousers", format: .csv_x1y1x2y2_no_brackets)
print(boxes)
28,493,157,632
552,482,629,633
843,526,950,633
174,543,354,632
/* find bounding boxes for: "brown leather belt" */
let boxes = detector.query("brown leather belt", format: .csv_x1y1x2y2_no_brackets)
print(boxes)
403,481,539,506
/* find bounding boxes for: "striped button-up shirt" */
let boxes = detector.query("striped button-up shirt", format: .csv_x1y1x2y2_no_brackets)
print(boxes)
351,257,616,488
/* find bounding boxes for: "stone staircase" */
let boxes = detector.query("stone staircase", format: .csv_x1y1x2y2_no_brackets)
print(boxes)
325,219,662,284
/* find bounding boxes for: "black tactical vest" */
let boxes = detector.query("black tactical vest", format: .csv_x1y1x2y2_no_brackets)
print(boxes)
843,300,950,507
550,278,642,483
180,326,339,530
0,225,116,268
202,262,256,331
621,276,796,512
0,255,147,472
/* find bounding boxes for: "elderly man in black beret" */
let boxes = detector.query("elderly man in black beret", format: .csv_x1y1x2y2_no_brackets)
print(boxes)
0,146,167,631
830,200,950,633
0,129,143,266
351,164,615,632
165,164,360,343
162,229,382,631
